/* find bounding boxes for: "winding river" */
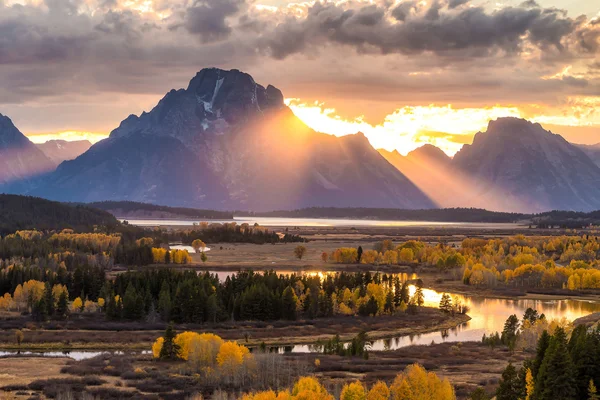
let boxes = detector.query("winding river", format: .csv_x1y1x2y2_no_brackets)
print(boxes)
3,271,599,359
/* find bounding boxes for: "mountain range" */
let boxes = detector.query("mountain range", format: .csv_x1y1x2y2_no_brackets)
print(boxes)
1,68,600,213
7,68,433,211
35,140,92,167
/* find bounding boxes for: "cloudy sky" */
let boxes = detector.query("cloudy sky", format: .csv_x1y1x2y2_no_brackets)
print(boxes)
0,0,598,155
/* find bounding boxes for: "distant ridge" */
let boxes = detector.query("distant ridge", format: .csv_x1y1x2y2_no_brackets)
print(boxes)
0,194,117,235
88,201,233,219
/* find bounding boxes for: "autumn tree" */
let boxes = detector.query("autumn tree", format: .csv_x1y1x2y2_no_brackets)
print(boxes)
589,380,598,400
366,381,390,400
281,286,298,320
294,245,307,260
390,363,455,400
192,239,206,253
341,381,366,400
15,329,24,351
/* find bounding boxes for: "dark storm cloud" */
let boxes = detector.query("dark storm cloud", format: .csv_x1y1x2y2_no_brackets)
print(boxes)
0,18,92,64
261,1,587,59
183,0,244,42
0,0,598,114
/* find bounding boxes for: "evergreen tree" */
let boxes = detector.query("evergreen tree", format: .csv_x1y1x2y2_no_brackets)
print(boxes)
158,282,172,322
414,282,424,307
384,291,394,314
205,293,218,323
535,327,576,400
43,282,54,317
56,291,69,319
357,246,363,263
501,314,519,348
439,293,452,313
496,363,521,400
159,323,181,360
393,278,402,306
532,330,551,378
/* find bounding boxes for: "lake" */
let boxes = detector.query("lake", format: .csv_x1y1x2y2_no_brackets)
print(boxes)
123,216,522,229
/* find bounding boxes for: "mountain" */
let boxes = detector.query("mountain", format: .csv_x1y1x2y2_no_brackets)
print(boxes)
29,68,434,210
0,114,55,187
36,140,92,166
453,118,600,212
379,145,494,209
576,143,600,168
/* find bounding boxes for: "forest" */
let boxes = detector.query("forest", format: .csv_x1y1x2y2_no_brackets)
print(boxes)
0,194,118,235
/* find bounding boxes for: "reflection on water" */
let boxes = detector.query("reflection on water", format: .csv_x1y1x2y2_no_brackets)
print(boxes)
204,270,417,284
4,271,600,358
280,287,600,353
125,216,522,229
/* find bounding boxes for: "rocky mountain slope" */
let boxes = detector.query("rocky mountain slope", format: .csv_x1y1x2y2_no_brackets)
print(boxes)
0,114,55,187
29,68,434,210
36,140,92,166
576,143,600,168
452,118,600,212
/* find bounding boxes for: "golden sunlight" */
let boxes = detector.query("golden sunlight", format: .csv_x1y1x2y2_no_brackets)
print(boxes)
26,131,108,144
286,98,521,155
286,97,600,156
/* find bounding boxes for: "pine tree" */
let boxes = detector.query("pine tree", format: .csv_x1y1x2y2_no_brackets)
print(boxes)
496,363,521,400
158,282,172,322
43,282,54,317
439,293,452,313
501,314,519,348
536,327,576,400
56,291,69,319
384,291,394,314
414,283,424,307
532,330,551,378
393,278,402,306
159,323,181,360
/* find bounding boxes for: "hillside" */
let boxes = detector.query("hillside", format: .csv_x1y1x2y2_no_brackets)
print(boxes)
88,201,233,219
0,195,118,235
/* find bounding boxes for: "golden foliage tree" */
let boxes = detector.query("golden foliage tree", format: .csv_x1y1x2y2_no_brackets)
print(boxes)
341,381,366,400
390,364,455,400
366,381,390,400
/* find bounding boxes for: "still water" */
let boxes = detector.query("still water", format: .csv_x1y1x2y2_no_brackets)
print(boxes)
124,216,522,229
289,287,600,353
3,272,599,359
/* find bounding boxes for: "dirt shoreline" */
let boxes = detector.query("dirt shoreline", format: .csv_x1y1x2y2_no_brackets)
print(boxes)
0,311,470,352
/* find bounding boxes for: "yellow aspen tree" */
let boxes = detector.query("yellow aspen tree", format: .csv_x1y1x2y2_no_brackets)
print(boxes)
366,381,390,400
525,368,534,400
340,381,366,400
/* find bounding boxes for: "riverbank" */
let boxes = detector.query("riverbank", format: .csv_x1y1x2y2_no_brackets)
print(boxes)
0,308,469,352
418,271,600,302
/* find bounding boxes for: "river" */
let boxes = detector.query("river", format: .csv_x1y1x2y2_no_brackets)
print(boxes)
3,271,599,359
